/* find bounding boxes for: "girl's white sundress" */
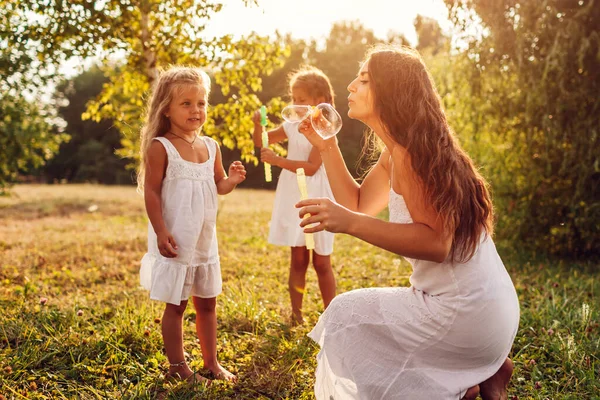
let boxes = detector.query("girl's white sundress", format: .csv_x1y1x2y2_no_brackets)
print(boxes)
140,136,222,305
268,121,335,256
308,189,520,400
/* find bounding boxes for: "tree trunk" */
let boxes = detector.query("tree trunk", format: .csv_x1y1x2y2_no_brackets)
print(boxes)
140,7,157,86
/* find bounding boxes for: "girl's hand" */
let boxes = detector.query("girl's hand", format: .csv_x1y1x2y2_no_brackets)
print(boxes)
253,110,262,128
298,118,336,152
228,161,247,184
296,197,355,234
157,231,178,258
260,147,279,165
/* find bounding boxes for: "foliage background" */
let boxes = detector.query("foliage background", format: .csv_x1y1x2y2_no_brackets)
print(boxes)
3,0,597,258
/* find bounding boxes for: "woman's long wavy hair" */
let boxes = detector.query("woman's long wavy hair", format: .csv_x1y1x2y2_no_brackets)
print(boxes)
366,45,493,262
136,67,211,193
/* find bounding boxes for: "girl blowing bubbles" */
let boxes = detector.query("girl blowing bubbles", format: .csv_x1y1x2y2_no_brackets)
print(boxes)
253,66,337,325
139,67,246,384
298,46,519,400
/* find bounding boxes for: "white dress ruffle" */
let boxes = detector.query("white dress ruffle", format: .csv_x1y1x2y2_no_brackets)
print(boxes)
308,189,520,399
140,136,222,305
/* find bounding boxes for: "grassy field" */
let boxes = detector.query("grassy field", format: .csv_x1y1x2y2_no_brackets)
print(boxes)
0,184,598,399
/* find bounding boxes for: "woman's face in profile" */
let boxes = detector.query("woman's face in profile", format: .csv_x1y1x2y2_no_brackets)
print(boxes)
347,61,374,123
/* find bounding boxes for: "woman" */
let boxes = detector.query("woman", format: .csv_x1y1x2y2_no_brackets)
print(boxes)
297,45,520,400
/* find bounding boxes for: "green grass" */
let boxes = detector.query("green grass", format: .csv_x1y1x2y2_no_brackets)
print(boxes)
0,184,598,399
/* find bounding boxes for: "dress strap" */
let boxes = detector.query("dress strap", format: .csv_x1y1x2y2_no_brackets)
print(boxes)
202,136,217,161
153,136,181,159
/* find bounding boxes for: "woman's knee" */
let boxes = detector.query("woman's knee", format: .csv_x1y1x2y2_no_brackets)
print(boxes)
330,288,373,309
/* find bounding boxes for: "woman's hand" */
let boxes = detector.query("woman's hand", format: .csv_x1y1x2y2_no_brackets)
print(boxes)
157,231,178,258
296,197,355,234
228,161,247,184
260,147,279,165
298,118,336,152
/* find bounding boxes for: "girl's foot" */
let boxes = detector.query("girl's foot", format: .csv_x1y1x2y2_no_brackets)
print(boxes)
462,385,480,400
166,363,210,386
290,310,304,326
206,363,237,382
480,358,513,400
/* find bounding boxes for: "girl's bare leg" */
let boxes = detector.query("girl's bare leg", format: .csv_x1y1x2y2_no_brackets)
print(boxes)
312,252,336,309
162,300,203,381
289,246,310,324
192,296,236,382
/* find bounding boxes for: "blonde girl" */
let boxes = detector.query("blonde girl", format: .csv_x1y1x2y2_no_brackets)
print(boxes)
139,66,246,383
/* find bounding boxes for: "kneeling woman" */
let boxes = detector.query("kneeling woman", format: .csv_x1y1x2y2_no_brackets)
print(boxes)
297,45,520,400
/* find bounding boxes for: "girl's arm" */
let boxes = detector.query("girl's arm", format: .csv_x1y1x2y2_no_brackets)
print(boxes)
297,147,452,263
214,141,246,194
144,141,178,257
261,146,322,176
252,111,287,146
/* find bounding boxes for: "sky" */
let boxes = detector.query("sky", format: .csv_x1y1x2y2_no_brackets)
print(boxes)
203,0,452,44
60,0,452,77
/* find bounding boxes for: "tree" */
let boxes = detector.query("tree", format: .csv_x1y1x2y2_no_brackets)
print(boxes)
4,0,289,173
0,94,69,193
0,1,71,191
216,34,312,189
414,15,449,54
442,0,600,258
43,67,130,184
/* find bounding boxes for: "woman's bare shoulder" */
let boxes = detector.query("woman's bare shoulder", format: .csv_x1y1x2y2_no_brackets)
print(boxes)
389,146,415,193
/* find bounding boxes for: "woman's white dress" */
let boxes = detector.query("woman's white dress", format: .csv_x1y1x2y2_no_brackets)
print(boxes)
268,121,335,256
308,189,520,399
140,136,222,305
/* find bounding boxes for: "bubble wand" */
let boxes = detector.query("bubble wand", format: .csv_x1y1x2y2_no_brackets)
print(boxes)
296,168,315,250
260,105,272,182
